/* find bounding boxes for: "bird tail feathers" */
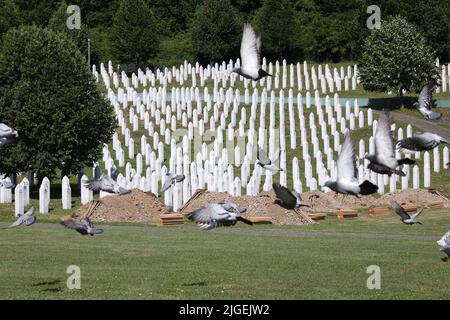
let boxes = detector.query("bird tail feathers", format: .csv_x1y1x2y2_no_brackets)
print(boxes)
236,216,253,226
358,180,378,195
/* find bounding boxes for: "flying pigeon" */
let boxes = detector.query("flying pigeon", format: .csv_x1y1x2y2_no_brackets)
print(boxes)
414,79,442,120
324,132,378,196
9,207,36,228
232,23,272,81
60,217,103,236
0,123,18,147
188,203,253,230
0,178,14,189
272,183,310,209
161,173,185,192
396,132,449,154
437,230,450,262
257,145,282,172
86,175,131,195
365,111,415,176
391,201,424,225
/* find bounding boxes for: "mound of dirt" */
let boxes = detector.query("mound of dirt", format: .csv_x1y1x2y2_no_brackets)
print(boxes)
180,189,315,226
373,189,450,208
74,189,172,223
300,190,375,212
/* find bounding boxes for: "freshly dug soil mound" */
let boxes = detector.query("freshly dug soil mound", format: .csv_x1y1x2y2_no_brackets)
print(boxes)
373,189,450,208
180,189,315,226
300,190,375,212
74,189,172,223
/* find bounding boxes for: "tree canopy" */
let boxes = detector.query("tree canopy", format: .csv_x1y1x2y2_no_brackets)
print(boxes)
358,16,436,98
0,26,116,180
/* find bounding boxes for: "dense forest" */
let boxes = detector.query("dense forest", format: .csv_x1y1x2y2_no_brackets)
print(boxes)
1,0,449,69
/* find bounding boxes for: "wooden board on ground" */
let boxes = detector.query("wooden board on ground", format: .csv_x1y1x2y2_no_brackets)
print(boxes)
401,204,418,212
156,214,185,227
308,213,327,220
337,209,358,219
247,216,272,224
369,207,390,216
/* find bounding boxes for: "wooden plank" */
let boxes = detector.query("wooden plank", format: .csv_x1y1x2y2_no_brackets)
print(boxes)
308,213,326,220
337,209,359,219
369,207,390,216
426,201,444,209
401,204,417,212
247,216,272,224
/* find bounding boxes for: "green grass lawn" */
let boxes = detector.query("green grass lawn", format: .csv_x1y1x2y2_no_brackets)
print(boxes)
0,208,449,300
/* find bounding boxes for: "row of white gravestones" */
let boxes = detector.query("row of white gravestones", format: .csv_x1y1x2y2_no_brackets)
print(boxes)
14,178,30,216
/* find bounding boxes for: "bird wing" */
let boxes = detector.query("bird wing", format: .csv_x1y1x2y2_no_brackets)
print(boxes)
417,80,434,111
240,23,260,71
24,207,34,216
60,219,87,234
161,178,173,192
90,228,104,235
410,208,424,220
437,231,450,247
219,202,246,213
272,183,297,207
0,123,16,138
270,149,281,164
174,175,185,182
9,216,25,228
397,135,437,152
375,111,395,159
257,145,271,165
87,179,103,191
337,132,357,181
1,179,14,189
188,205,228,224
391,202,410,220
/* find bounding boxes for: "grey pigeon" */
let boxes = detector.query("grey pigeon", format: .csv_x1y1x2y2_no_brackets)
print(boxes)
188,203,253,230
391,201,424,225
396,132,449,154
232,23,272,81
60,217,103,236
324,132,378,196
437,230,450,262
9,207,36,228
161,173,185,192
272,183,310,209
0,179,14,189
86,175,131,195
365,111,415,176
414,79,442,120
257,145,282,172
0,123,18,147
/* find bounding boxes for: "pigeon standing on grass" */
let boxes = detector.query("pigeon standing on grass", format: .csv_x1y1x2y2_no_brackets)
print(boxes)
272,183,310,209
414,79,442,120
161,173,185,192
365,111,415,176
9,207,36,228
188,203,253,230
232,23,272,81
396,132,449,154
257,145,282,172
391,201,424,225
437,231,450,262
324,132,378,196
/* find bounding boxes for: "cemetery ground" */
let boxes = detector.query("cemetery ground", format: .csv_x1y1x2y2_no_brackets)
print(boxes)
0,207,449,299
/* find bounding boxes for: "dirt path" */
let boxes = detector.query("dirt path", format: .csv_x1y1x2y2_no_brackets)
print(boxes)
1,222,440,241
374,110,450,141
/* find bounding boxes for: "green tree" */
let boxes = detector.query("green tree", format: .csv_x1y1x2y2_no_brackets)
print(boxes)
191,0,242,64
0,0,22,37
358,16,436,107
48,1,89,59
149,33,195,68
253,0,297,61
0,26,116,180
110,0,160,67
